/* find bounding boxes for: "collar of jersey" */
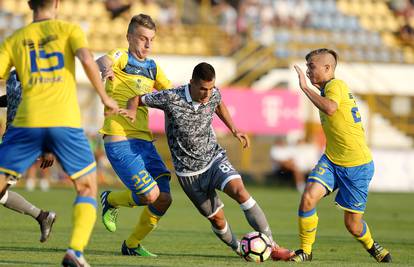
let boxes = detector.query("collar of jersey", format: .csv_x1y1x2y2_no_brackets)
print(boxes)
127,54,154,69
184,84,212,107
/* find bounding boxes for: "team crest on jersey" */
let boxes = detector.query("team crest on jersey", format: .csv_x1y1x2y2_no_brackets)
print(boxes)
113,50,122,60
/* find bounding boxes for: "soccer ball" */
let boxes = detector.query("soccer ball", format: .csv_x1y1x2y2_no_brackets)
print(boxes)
240,231,272,262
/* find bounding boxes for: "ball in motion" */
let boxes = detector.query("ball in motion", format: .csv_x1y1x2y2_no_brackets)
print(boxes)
240,231,272,262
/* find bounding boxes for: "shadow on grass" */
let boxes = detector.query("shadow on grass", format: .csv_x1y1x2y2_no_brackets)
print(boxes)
0,245,237,260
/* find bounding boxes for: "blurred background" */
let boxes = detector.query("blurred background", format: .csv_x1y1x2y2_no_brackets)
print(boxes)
0,0,413,193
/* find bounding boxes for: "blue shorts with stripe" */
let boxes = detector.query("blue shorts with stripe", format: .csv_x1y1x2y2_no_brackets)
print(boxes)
307,154,374,213
104,139,170,203
0,127,96,179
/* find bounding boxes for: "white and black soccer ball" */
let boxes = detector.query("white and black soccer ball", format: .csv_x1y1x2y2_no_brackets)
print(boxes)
240,231,272,262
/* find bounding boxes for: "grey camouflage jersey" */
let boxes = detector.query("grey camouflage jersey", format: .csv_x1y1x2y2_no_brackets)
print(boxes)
143,84,226,175
5,70,22,129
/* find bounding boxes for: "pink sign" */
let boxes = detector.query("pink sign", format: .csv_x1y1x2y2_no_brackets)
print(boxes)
148,88,302,134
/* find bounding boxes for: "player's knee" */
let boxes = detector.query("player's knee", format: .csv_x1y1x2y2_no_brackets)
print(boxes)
139,186,160,205
151,192,172,213
345,221,361,236
74,173,97,198
301,191,317,210
208,214,226,229
344,217,362,236
225,183,249,203
159,192,173,208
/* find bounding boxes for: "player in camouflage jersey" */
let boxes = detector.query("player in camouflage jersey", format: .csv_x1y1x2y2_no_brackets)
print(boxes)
120,62,293,261
0,70,56,243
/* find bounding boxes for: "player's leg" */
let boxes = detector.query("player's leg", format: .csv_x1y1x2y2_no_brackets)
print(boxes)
177,172,240,254
290,155,335,262
343,212,390,262
208,208,240,254
336,161,391,263
214,157,275,245
47,127,97,266
122,141,172,256
101,139,160,233
0,127,55,242
2,190,56,242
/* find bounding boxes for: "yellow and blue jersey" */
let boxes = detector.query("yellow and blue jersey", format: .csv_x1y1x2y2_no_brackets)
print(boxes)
320,79,372,167
0,19,87,128
100,48,171,141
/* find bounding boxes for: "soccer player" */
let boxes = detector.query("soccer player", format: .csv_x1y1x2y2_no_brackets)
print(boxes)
0,71,56,243
120,62,293,261
97,14,172,257
0,0,119,266
290,48,391,262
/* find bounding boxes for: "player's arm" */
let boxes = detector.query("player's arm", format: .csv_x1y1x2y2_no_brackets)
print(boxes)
0,94,6,107
215,101,250,148
75,48,118,114
39,153,55,169
119,96,144,122
96,55,115,81
294,65,338,116
120,90,171,122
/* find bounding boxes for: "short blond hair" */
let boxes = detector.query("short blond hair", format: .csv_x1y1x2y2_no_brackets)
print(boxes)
127,14,156,34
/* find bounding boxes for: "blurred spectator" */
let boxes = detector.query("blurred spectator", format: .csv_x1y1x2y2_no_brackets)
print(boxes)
158,1,180,26
237,0,262,40
268,136,319,193
212,0,240,50
400,21,414,44
131,0,161,23
213,0,238,35
104,0,132,19
25,159,52,192
268,136,305,192
256,1,275,45
273,0,310,28
389,0,414,44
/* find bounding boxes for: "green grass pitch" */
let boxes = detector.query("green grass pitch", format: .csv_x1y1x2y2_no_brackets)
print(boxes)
0,184,413,266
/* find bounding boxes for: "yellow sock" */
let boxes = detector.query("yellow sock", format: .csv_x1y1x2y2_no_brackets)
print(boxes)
126,206,161,248
69,196,97,252
355,221,374,249
298,209,318,255
108,190,136,207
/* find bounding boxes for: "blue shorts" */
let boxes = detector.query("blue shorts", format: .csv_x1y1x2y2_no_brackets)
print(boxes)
307,154,374,213
104,139,170,204
0,127,96,179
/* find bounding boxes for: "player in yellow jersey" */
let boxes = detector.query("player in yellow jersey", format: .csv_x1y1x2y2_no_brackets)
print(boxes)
0,1,118,266
290,48,391,263
97,14,172,257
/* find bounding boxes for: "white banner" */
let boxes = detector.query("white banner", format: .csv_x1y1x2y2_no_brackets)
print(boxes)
370,149,414,192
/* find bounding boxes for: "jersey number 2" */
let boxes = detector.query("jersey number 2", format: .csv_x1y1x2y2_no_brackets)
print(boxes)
351,107,361,123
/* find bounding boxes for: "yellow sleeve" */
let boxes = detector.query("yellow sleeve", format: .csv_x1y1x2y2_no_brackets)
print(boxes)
324,80,342,106
0,40,13,79
154,63,171,91
69,24,88,53
106,48,128,70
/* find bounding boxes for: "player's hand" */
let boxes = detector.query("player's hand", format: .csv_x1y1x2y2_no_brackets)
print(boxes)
101,68,114,81
103,97,119,116
233,131,250,149
119,108,136,123
40,153,55,169
294,65,308,91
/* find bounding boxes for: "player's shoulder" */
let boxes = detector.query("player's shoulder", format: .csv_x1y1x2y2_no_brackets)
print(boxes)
108,48,128,61
328,78,348,88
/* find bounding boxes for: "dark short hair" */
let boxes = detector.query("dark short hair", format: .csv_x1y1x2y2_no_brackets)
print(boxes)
127,14,156,34
28,0,54,10
305,48,338,66
192,62,215,82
